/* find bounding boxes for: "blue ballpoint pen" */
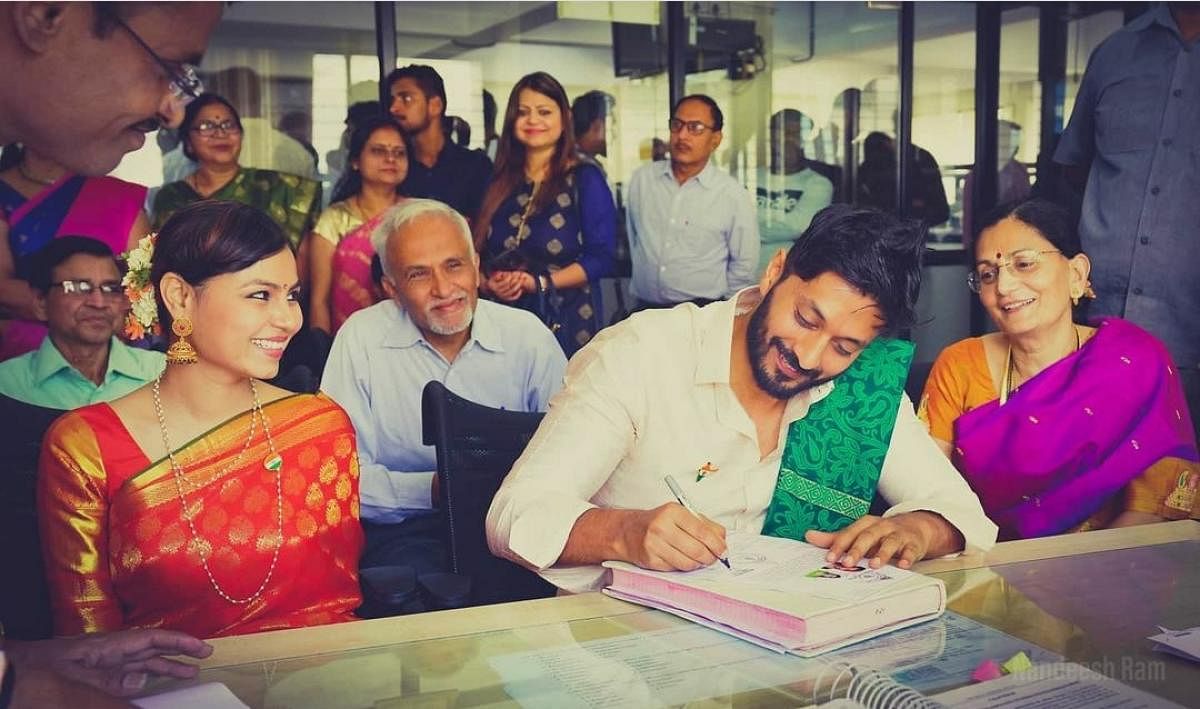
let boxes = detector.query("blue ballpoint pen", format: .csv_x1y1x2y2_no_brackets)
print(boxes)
664,474,732,569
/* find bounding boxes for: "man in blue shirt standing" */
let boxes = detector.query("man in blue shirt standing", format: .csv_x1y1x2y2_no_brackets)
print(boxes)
0,237,164,410
321,199,566,583
1054,2,1200,436
626,95,759,309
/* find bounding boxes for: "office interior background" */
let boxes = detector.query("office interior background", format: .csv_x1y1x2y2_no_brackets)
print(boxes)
109,0,1138,371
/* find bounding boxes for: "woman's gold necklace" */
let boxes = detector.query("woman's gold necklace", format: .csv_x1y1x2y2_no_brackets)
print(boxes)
17,162,58,186
152,376,285,605
1000,325,1081,406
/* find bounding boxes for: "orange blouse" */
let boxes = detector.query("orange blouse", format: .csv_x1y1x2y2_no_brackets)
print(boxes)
38,393,364,638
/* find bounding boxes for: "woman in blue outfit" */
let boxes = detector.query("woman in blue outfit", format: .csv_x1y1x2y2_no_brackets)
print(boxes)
473,72,616,356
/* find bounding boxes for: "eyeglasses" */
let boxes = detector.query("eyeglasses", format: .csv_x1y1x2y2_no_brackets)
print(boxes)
367,145,406,161
392,92,418,106
192,119,241,137
669,118,717,136
113,17,204,103
967,249,1062,293
50,280,125,298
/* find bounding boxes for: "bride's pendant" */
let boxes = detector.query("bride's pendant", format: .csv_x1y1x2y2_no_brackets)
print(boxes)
264,454,283,472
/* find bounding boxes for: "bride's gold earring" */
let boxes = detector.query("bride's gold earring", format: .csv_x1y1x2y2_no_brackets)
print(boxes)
166,318,198,365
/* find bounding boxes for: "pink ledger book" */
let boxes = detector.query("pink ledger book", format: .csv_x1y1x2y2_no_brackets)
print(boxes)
602,533,946,657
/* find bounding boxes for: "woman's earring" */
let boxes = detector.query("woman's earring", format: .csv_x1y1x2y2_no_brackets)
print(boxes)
166,318,198,365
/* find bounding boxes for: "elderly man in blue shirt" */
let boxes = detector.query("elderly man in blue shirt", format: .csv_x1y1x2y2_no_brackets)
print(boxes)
626,94,759,309
1054,2,1200,436
321,198,566,582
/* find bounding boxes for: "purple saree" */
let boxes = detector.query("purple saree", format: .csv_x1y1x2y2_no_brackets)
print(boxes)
953,318,1198,540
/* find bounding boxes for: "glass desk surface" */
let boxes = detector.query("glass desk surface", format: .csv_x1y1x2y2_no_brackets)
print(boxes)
177,526,1200,708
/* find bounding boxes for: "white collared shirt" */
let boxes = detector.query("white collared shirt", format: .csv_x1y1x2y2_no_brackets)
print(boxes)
486,289,997,593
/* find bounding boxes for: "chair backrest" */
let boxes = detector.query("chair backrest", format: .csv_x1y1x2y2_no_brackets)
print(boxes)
421,381,556,605
0,394,66,640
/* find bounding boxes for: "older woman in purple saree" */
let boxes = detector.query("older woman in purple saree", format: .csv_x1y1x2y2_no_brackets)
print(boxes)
920,199,1199,540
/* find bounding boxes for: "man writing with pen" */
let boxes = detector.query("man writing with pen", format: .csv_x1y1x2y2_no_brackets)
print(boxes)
486,205,997,594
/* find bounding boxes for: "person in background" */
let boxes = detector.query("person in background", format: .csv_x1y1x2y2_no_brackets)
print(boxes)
856,131,950,228
625,94,758,309
961,120,1031,248
389,65,492,222
39,200,363,639
278,110,319,175
321,199,565,591
473,72,617,355
482,89,499,161
919,199,1199,540
0,237,163,408
152,94,321,250
309,116,409,334
0,145,150,359
1053,2,1200,440
571,90,615,175
755,109,834,276
0,2,222,176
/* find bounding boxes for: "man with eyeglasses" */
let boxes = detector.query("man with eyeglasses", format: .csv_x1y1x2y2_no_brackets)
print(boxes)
0,236,163,409
625,94,758,310
0,2,222,176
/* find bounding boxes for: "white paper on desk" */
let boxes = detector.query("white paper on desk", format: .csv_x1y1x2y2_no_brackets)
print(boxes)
932,662,1184,708
133,681,248,709
1149,626,1200,663
635,531,914,603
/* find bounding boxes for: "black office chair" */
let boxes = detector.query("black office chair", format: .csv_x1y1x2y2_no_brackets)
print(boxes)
0,394,66,640
421,381,557,606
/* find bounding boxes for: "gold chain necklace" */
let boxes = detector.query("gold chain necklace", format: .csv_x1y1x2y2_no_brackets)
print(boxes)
1000,325,1081,406
152,376,285,605
17,162,58,186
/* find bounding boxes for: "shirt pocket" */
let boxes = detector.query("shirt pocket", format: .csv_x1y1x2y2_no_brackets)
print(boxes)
1094,75,1162,155
673,208,731,262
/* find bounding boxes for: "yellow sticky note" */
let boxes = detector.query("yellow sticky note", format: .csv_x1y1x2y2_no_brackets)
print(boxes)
1002,651,1033,675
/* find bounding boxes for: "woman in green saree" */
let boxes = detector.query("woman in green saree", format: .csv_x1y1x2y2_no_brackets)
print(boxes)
151,94,320,250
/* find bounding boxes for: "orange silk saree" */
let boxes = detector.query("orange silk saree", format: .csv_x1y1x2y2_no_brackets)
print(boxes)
38,393,364,638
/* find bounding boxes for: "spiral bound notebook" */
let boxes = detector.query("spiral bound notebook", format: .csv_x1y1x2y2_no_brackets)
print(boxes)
812,661,1184,708
602,533,946,657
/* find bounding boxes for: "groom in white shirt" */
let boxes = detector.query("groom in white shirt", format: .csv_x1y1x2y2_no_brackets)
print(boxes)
487,205,997,593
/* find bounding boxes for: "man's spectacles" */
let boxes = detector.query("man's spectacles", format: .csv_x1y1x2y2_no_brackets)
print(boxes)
669,118,717,136
193,119,241,137
113,17,204,103
367,145,406,161
50,280,125,298
967,249,1062,293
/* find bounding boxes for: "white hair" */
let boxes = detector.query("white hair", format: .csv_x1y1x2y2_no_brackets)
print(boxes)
371,199,475,278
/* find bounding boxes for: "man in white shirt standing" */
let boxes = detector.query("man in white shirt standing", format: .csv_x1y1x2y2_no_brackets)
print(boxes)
322,199,566,584
626,94,759,309
488,205,997,593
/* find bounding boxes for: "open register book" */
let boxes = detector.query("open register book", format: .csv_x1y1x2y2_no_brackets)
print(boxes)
602,533,946,657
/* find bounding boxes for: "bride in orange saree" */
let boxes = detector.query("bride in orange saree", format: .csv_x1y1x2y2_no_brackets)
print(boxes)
38,200,364,638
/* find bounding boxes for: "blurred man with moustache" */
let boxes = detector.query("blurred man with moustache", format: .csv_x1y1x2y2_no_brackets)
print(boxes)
625,94,759,309
487,206,996,593
0,2,223,176
321,199,565,584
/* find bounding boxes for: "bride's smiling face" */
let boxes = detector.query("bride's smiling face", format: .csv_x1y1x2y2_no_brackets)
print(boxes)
186,248,302,380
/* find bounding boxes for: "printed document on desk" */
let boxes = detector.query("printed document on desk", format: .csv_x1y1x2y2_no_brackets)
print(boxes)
603,533,946,656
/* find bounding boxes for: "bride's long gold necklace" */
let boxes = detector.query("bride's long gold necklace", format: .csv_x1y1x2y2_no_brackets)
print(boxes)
1000,325,1080,406
152,376,285,605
